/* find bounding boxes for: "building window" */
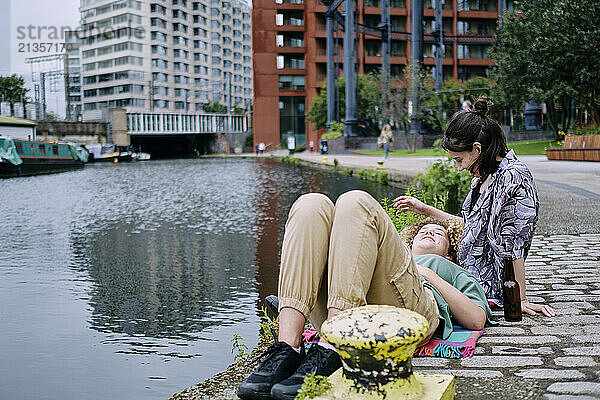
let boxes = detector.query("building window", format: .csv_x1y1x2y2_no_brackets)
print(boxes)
151,18,167,28
153,99,169,108
152,58,168,68
153,86,169,95
277,54,304,69
457,44,489,59
458,66,489,81
279,75,305,90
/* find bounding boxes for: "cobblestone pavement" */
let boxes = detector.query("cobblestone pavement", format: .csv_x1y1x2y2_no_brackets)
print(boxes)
415,233,600,399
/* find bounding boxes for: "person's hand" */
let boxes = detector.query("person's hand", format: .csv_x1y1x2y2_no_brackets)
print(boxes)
393,196,428,215
416,264,435,280
521,299,556,317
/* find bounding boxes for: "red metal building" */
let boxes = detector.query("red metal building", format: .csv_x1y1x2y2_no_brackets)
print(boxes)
252,0,506,150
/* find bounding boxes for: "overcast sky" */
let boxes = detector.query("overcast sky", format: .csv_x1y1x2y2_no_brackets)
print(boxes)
1,0,80,116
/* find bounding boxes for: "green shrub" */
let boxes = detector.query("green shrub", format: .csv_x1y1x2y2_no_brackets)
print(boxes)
356,168,368,180
381,188,445,233
573,124,600,136
412,158,471,216
295,145,306,153
321,131,342,139
279,156,300,165
244,133,254,147
321,121,345,139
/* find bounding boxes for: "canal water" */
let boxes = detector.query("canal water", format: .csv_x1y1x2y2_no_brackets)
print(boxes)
0,158,405,400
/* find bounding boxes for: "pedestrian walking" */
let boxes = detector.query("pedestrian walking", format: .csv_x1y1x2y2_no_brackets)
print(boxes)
378,124,393,160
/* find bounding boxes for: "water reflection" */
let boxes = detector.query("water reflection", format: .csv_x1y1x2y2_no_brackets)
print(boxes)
72,225,256,343
251,159,406,312
0,157,405,400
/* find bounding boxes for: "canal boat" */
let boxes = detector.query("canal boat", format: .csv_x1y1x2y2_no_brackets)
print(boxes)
133,152,151,161
0,137,88,178
85,143,139,163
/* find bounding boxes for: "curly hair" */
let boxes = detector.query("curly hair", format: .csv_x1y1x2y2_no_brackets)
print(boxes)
400,218,464,264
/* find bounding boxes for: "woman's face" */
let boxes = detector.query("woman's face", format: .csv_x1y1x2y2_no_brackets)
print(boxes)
447,142,481,177
411,224,451,260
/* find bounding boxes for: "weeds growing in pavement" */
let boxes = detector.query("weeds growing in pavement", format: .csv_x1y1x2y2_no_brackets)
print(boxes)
259,306,279,344
296,373,333,399
231,333,249,362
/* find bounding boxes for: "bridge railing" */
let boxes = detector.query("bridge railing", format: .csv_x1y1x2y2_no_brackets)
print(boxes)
126,112,249,135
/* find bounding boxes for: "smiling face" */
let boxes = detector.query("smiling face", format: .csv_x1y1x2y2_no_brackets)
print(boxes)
411,224,451,260
447,143,481,177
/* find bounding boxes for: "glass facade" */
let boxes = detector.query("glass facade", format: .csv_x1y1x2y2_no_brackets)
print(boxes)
279,96,306,146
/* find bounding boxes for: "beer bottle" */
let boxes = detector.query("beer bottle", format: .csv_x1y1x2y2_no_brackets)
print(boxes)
502,258,522,321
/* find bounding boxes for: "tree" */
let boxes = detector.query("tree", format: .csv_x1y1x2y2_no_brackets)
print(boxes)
306,73,382,131
203,101,228,114
0,74,29,115
45,111,61,121
491,0,600,132
378,64,441,152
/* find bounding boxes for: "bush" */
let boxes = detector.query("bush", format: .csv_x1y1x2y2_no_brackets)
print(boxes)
321,121,345,139
412,159,471,216
573,124,600,136
244,133,253,147
381,188,445,233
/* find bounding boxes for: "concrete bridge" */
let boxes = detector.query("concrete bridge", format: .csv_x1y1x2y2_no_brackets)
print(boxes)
109,109,251,156
126,112,250,136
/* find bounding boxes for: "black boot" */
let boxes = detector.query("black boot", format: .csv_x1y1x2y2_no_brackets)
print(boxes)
237,341,305,400
270,344,341,400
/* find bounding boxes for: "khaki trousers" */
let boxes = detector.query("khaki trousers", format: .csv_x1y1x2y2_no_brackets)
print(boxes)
278,190,439,339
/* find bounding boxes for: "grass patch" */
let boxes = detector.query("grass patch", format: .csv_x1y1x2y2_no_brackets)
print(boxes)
357,139,561,158
507,139,561,156
356,148,443,157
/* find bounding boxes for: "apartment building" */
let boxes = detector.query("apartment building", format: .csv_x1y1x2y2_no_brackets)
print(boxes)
253,0,511,149
79,0,252,121
65,31,83,121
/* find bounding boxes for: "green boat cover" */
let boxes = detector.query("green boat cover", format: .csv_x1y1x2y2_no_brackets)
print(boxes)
0,137,23,165
68,143,89,163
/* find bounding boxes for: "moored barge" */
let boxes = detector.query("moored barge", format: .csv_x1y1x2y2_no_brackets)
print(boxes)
0,137,88,178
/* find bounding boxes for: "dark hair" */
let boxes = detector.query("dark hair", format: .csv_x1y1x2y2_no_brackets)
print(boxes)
441,97,508,177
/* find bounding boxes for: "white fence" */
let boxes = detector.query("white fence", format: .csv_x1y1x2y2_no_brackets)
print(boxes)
126,112,249,135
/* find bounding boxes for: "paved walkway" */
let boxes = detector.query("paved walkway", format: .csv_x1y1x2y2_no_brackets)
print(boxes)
287,152,600,235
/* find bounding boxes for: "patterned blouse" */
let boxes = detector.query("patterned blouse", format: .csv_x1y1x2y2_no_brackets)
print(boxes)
459,150,539,305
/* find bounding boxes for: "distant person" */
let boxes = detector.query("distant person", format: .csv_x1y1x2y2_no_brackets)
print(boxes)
377,124,393,160
258,142,266,154
255,144,259,155
394,97,555,317
309,140,314,152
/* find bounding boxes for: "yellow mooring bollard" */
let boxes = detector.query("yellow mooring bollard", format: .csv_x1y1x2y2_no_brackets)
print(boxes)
315,305,455,400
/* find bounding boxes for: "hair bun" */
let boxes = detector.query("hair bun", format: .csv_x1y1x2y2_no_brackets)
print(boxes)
472,97,490,117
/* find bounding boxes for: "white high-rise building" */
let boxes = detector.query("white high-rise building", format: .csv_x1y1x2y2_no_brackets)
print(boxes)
78,0,252,121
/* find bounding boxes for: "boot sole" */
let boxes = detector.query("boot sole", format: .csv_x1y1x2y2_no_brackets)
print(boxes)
237,386,273,400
